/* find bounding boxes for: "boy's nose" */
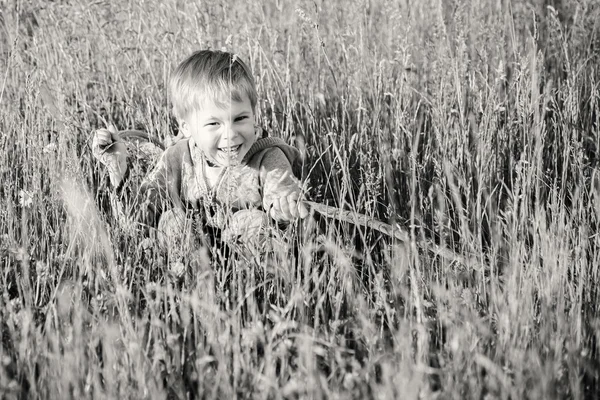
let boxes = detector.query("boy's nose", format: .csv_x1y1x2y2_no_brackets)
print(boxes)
223,125,239,141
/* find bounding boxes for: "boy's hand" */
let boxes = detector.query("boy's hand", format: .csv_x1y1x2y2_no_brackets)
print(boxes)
269,190,309,222
92,126,128,187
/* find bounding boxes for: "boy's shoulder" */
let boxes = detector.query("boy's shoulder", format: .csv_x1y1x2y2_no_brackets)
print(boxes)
162,137,193,164
245,137,300,165
165,137,191,154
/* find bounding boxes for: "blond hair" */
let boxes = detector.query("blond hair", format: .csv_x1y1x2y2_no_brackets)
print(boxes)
170,50,257,121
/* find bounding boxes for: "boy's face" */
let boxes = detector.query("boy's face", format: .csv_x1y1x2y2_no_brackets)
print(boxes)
181,93,256,167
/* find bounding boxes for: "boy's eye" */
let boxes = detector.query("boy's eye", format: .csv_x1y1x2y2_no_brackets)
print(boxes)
235,115,248,122
206,122,219,127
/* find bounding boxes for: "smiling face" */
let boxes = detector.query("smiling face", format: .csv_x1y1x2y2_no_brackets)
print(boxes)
180,93,257,167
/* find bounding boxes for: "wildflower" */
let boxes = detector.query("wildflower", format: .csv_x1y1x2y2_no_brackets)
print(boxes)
14,247,29,262
295,8,316,28
18,190,33,208
169,261,186,278
36,260,49,281
43,143,57,154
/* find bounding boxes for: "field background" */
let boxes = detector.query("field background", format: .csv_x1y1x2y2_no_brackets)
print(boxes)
1,0,600,398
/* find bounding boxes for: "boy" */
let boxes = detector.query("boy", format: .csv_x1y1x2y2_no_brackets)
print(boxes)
92,50,308,260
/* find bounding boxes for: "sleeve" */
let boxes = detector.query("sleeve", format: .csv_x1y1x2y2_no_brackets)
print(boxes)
109,150,175,234
259,147,302,214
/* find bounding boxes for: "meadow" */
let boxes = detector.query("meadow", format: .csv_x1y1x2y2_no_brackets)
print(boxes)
1,0,599,398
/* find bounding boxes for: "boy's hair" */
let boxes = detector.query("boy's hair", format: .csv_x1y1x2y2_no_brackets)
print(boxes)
170,50,257,121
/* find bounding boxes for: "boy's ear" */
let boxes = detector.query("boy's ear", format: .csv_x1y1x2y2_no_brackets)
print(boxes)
179,120,191,138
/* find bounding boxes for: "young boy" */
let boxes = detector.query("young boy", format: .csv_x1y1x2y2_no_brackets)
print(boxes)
92,49,308,260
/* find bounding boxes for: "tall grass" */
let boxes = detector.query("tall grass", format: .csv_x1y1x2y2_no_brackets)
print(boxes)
1,0,599,398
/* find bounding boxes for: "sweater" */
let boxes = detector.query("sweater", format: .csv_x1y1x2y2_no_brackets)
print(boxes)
117,136,302,232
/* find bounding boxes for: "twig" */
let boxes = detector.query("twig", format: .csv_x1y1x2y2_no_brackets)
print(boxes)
305,201,480,268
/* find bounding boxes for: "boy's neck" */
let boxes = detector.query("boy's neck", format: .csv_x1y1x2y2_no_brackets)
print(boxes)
204,157,218,168
198,154,224,191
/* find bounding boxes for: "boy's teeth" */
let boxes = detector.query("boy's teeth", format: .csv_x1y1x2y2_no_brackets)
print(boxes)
220,145,240,153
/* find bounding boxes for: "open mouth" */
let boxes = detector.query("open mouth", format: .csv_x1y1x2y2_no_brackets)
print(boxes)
219,144,241,153
218,144,242,159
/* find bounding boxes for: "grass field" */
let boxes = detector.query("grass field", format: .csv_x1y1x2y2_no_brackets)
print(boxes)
1,0,599,398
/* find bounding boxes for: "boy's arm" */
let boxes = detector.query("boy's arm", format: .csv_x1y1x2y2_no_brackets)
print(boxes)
114,152,175,233
92,128,129,188
259,147,308,221
92,129,175,233
95,148,173,239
